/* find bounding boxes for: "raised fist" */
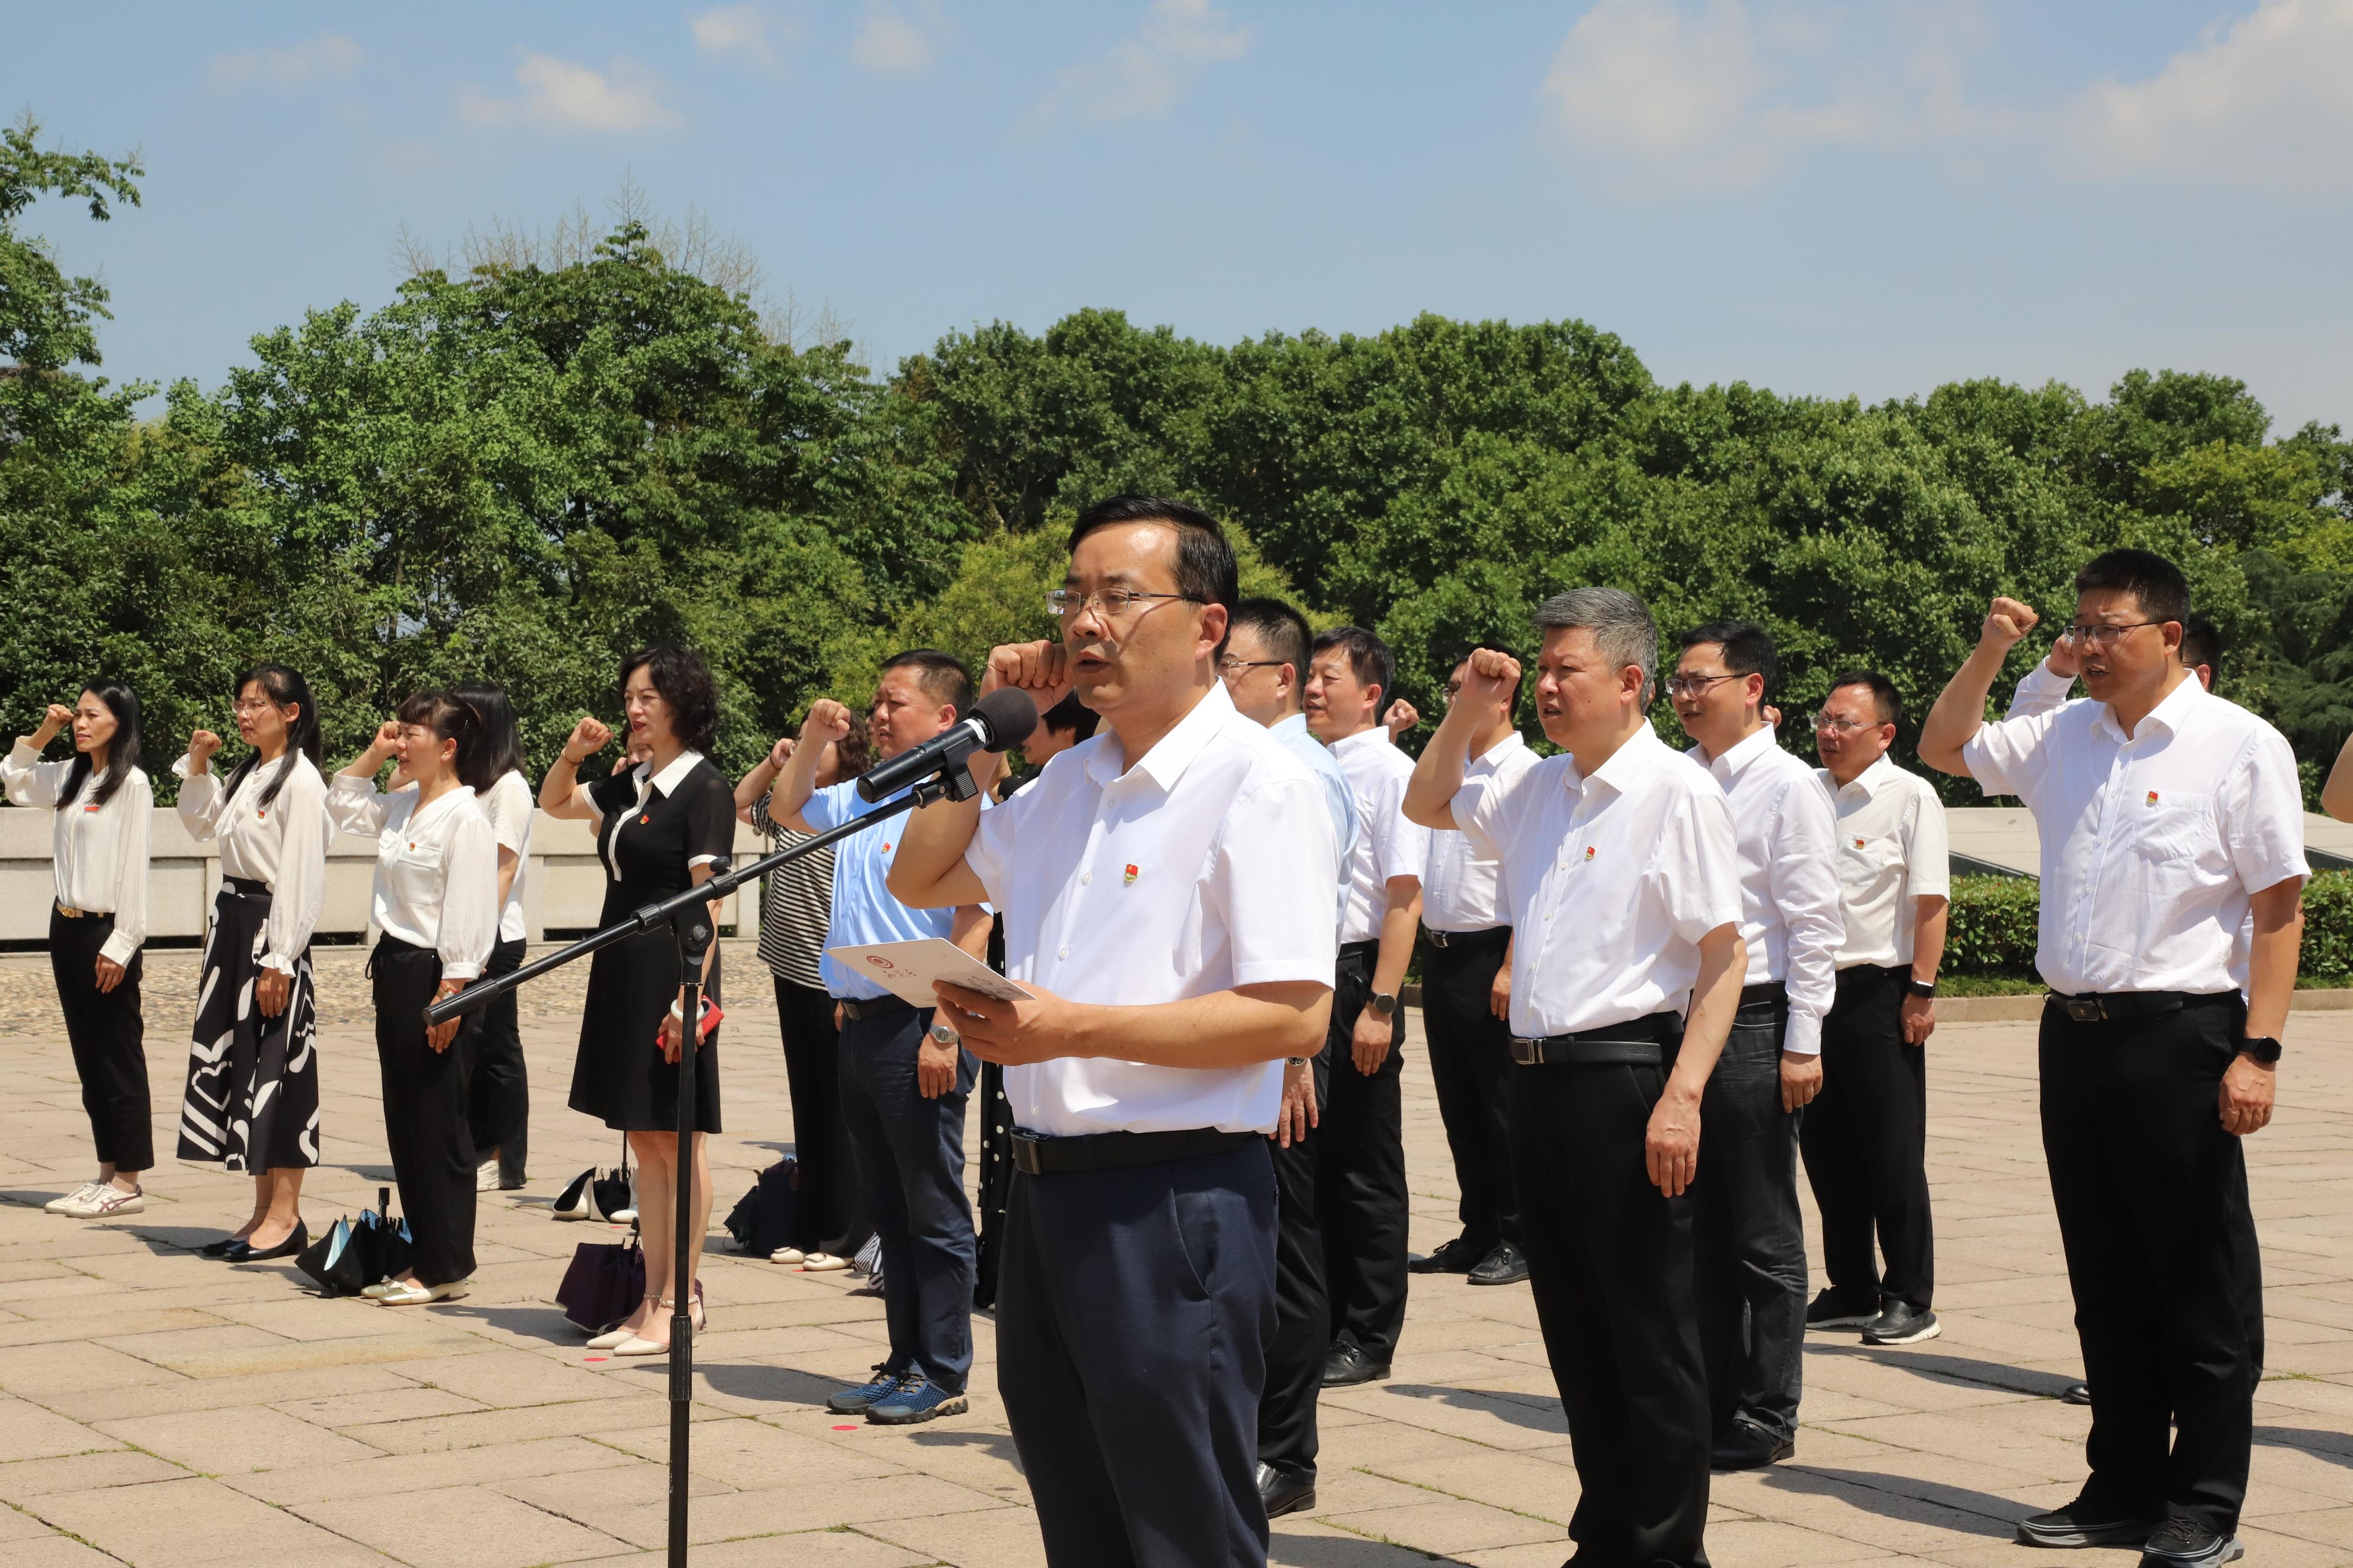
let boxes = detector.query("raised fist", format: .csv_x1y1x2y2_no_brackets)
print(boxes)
1983,596,2039,652
188,730,223,764
984,641,1073,713
1383,698,1420,738
44,703,74,730
563,715,614,764
767,734,796,771
1460,648,1522,708
372,719,403,753
803,699,854,746
2046,626,2084,680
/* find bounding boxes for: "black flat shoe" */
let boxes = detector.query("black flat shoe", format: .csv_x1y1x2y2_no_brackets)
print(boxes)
1407,1236,1488,1275
2138,1516,2243,1567
1258,1461,1317,1519
198,1235,249,1259
2060,1381,2092,1406
1320,1342,1390,1388
2015,1499,2161,1548
1710,1420,1795,1471
1466,1242,1529,1287
224,1221,307,1263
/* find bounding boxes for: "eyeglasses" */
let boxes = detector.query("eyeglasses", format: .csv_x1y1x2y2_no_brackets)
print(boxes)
1046,588,1201,621
1808,712,1882,736
2060,621,2164,648
1663,673,1738,700
1217,658,1282,678
231,698,280,715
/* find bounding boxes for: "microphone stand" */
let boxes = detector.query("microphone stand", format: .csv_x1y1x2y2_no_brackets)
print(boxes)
424,755,982,1567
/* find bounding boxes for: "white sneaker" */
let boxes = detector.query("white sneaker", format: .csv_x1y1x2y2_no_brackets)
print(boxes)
477,1159,503,1192
45,1182,100,1214
60,1185,144,1219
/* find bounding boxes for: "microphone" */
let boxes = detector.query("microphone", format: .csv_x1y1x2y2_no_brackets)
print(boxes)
855,687,1041,803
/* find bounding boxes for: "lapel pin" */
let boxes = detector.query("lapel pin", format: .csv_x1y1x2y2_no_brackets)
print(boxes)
1123,863,1140,886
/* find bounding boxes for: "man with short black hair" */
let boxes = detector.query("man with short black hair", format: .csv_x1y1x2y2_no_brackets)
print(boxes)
1921,549,2307,1568
773,650,992,1427
1306,625,1427,1386
891,495,1341,1566
1801,669,1949,1348
1408,645,1533,1287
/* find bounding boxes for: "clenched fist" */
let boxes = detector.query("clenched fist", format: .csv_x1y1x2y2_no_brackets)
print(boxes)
1383,698,1420,738
984,641,1074,714
187,730,223,768
802,699,854,747
1982,597,2039,653
561,716,613,765
1459,648,1521,710
44,702,74,730
767,734,796,771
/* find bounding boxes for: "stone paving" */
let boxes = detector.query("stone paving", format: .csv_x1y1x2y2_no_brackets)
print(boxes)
3,944,2353,1567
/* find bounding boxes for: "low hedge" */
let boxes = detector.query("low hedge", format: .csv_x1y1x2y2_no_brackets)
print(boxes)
1947,869,2353,985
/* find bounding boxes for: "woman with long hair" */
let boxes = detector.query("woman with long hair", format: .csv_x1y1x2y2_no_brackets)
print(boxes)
541,647,736,1356
174,663,331,1261
453,682,534,1192
4,683,156,1220
328,692,500,1305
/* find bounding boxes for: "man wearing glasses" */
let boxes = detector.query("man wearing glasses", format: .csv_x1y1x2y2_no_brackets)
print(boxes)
1920,550,2307,1568
890,495,1340,1566
1798,672,1949,1350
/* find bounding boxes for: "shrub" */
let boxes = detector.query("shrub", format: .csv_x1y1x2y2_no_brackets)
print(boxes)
1945,869,2353,984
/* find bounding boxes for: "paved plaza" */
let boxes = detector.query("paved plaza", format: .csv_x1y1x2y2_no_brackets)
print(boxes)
3,945,2353,1567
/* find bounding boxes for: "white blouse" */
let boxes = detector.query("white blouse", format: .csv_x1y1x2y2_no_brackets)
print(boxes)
1,741,155,966
326,777,500,979
478,769,535,946
173,750,332,975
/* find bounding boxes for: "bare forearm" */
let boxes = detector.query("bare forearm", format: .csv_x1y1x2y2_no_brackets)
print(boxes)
733,758,781,814
1670,928,1746,1099
2245,892,2303,1042
1920,643,2009,776
951,905,992,960
1373,890,1420,995
889,793,987,907
1403,708,1479,828
1911,897,1948,983
772,743,824,828
538,756,580,813
2326,733,2353,822
1059,987,1332,1068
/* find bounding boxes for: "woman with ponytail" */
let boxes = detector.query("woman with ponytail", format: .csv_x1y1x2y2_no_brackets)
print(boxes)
176,664,332,1259
453,682,534,1192
328,692,500,1305
4,683,156,1220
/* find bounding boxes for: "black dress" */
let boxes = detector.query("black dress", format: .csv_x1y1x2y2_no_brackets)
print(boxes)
567,756,734,1133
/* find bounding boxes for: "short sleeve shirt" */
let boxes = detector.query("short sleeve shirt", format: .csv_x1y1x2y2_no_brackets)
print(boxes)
1819,755,1950,971
1330,727,1431,944
804,778,963,1000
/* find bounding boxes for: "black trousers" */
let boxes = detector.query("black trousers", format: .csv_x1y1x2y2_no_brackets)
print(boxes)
1259,1038,1332,1483
775,976,868,1258
999,1138,1278,1568
370,938,481,1287
1419,926,1517,1250
1510,1022,1711,1567
2040,994,2260,1534
49,906,153,1171
1801,964,1933,1311
976,1060,1013,1309
1317,942,1408,1363
466,936,529,1179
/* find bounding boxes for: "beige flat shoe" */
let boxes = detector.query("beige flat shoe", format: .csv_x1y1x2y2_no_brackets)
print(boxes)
377,1278,471,1306
769,1246,805,1265
588,1294,662,1350
799,1252,849,1273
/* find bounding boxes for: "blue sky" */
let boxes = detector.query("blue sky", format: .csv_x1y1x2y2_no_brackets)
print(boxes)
9,1,2350,433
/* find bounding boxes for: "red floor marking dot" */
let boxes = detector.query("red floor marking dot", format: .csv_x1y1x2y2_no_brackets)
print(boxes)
585,1356,608,1363
832,1424,857,1431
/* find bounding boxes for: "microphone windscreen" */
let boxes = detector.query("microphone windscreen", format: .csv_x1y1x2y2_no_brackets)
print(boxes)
971,687,1041,750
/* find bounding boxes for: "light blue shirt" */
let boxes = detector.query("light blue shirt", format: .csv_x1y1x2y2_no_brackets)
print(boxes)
1272,712,1358,933
804,779,959,1000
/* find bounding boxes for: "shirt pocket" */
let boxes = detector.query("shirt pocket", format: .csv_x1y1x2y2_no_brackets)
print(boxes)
2128,791,2217,866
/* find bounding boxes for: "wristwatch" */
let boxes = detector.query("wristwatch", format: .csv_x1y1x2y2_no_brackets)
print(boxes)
2238,1035,2283,1065
1904,978,1938,998
929,1022,957,1045
1285,1056,1309,1067
1368,992,1398,1016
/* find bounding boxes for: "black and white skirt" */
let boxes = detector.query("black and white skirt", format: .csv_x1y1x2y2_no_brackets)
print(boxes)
176,877,322,1171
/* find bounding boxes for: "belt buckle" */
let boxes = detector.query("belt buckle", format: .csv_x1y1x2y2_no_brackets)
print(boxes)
1008,1130,1044,1176
1428,930,1450,948
56,905,87,919
1509,1037,1540,1066
2059,996,2106,1023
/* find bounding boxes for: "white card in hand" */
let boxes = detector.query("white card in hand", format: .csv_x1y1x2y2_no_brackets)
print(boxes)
824,938,1034,1010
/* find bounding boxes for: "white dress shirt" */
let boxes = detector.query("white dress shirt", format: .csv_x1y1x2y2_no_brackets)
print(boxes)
1271,711,1357,931
1818,755,1950,971
2005,660,2075,721
174,751,332,975
478,769,535,945
326,778,501,979
1961,676,2308,997
1330,726,1430,946
1452,724,1742,1039
2,742,154,966
965,681,1340,1137
1421,731,1535,933
1690,726,1844,1055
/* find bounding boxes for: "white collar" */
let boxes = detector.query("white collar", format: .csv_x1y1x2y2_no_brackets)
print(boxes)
1084,683,1231,794
642,749,706,797
2092,673,2203,746
1329,723,1393,758
1472,730,1528,769
1270,711,1313,742
1692,722,1779,783
1824,752,1901,799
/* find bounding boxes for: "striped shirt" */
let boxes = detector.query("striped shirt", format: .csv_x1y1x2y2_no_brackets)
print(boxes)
748,791,835,990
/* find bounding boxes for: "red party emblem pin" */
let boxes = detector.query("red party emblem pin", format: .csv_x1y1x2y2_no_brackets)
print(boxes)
1123,863,1139,885
2145,790,2160,806
1582,845,1596,861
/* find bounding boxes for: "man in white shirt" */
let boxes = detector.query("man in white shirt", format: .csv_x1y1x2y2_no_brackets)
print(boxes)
1221,595,1358,1522
1669,621,1843,1472
1405,587,1747,1568
1920,551,2307,1568
1304,626,1428,1386
1798,670,1949,1350
1407,647,1535,1288
890,495,1339,1568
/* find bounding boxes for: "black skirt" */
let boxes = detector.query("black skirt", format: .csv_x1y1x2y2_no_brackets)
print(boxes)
567,931,723,1134
177,878,321,1171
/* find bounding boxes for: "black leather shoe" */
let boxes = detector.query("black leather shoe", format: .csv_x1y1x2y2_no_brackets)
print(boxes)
1407,1236,1488,1274
2060,1382,2092,1406
1862,1302,1941,1346
1710,1420,1794,1470
1805,1287,1878,1329
1321,1343,1390,1387
1258,1461,1317,1519
2015,1499,2161,1548
223,1221,307,1263
198,1235,248,1260
1466,1242,1529,1287
2138,1516,2243,1567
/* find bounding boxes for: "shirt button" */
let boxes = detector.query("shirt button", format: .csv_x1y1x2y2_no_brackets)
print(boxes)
1081,871,1092,885
1057,946,1068,959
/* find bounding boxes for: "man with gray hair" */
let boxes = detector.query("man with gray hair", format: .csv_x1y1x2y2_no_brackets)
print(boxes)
1405,587,1747,1568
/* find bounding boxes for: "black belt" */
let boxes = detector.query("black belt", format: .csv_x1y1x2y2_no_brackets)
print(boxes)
1425,925,1508,950
1337,939,1378,965
836,993,914,1022
1008,1127,1256,1176
1739,981,1787,1009
1510,1011,1682,1067
2046,990,2233,1023
223,876,269,898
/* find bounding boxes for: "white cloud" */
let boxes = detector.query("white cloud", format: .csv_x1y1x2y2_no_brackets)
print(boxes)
1039,0,1253,124
208,32,363,87
459,54,681,134
1539,0,1993,194
2073,0,2353,187
853,3,945,76
691,4,792,74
